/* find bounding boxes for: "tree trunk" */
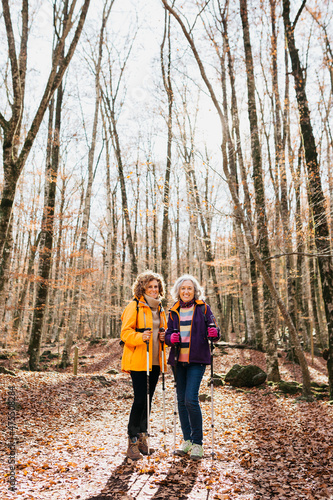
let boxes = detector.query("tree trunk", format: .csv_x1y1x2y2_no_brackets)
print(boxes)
220,6,263,348
283,0,333,397
12,232,41,338
48,175,67,343
240,0,279,380
175,175,181,277
152,163,158,273
60,2,114,365
270,0,298,336
145,166,150,269
235,222,255,343
28,74,64,370
160,8,173,290
219,23,255,344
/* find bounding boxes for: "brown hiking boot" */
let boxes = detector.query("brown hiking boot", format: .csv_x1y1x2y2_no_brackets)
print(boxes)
138,433,155,455
126,437,143,460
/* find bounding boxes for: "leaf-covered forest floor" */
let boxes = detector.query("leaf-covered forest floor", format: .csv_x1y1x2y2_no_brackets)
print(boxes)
1,339,333,500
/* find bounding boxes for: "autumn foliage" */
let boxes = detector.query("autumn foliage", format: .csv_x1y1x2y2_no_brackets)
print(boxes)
1,340,332,499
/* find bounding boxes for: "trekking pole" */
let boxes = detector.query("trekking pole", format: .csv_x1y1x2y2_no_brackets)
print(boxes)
144,311,151,456
208,323,215,459
159,328,166,450
145,336,151,455
173,330,181,455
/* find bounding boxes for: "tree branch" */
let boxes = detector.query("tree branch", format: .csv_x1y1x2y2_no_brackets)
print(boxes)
0,112,8,131
263,251,333,262
16,0,91,173
293,0,307,29
161,0,225,134
2,0,20,101
18,0,28,93
189,0,211,36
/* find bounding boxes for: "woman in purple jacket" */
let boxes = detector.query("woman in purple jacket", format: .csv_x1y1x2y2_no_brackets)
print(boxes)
165,274,220,460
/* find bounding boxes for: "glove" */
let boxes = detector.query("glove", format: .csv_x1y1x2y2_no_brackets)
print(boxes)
208,327,218,339
170,332,181,345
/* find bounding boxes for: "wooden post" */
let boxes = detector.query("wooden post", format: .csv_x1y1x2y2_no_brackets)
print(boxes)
73,346,78,376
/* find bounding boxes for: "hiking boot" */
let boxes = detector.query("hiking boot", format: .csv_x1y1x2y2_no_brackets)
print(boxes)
138,433,155,455
126,437,143,460
190,443,203,460
174,439,192,457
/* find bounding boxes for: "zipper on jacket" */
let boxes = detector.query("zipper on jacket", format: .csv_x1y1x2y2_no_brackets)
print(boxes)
174,309,181,359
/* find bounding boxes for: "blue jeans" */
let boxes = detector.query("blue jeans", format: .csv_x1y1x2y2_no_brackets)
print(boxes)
174,362,206,445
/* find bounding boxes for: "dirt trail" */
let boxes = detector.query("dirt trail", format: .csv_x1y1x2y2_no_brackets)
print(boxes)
1,341,332,499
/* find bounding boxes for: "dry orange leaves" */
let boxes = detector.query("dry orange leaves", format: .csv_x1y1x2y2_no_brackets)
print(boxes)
0,342,332,499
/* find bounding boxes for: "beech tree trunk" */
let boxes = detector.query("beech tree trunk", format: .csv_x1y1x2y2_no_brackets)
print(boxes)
283,0,333,398
160,8,173,290
28,77,63,370
240,0,279,381
270,0,298,335
102,31,138,278
218,20,255,344
218,1,262,346
61,1,114,367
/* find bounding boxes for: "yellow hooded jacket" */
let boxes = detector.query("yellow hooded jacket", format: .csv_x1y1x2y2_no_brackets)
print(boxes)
120,296,167,373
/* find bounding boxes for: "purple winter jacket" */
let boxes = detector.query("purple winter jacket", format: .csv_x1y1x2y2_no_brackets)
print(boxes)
165,300,220,366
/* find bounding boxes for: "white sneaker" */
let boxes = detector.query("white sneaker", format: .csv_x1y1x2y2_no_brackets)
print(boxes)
174,439,192,456
190,443,203,460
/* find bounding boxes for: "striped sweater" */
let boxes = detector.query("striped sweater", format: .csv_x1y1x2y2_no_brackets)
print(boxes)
178,305,194,362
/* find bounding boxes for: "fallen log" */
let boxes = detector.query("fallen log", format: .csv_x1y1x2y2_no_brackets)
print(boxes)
216,342,258,350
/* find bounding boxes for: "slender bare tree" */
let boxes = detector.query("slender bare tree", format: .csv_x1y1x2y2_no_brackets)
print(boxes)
61,0,114,368
160,6,174,292
0,0,91,324
283,0,333,398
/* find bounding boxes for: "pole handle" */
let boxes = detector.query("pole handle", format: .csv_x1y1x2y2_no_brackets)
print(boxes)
159,327,165,349
144,328,152,350
173,328,181,347
207,323,216,352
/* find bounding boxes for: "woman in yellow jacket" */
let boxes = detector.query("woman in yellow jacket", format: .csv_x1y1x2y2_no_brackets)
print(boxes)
121,270,167,460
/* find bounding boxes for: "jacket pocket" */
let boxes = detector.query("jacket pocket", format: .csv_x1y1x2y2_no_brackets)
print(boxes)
126,344,135,353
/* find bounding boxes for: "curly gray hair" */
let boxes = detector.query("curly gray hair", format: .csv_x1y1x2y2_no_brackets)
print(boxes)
171,274,206,302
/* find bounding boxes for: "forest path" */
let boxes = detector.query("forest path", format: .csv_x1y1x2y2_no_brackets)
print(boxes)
1,341,332,499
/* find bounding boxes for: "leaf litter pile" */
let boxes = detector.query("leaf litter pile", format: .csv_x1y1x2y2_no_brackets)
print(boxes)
1,340,333,499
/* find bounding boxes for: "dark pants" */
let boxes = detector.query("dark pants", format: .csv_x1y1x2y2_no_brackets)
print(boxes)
128,365,160,438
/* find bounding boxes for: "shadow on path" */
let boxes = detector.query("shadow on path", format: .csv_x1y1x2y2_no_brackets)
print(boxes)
86,456,201,500
150,457,200,500
87,458,135,500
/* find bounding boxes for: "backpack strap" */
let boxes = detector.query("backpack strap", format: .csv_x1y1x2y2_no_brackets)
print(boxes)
119,297,141,346
198,303,208,332
134,296,139,317
199,303,220,341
